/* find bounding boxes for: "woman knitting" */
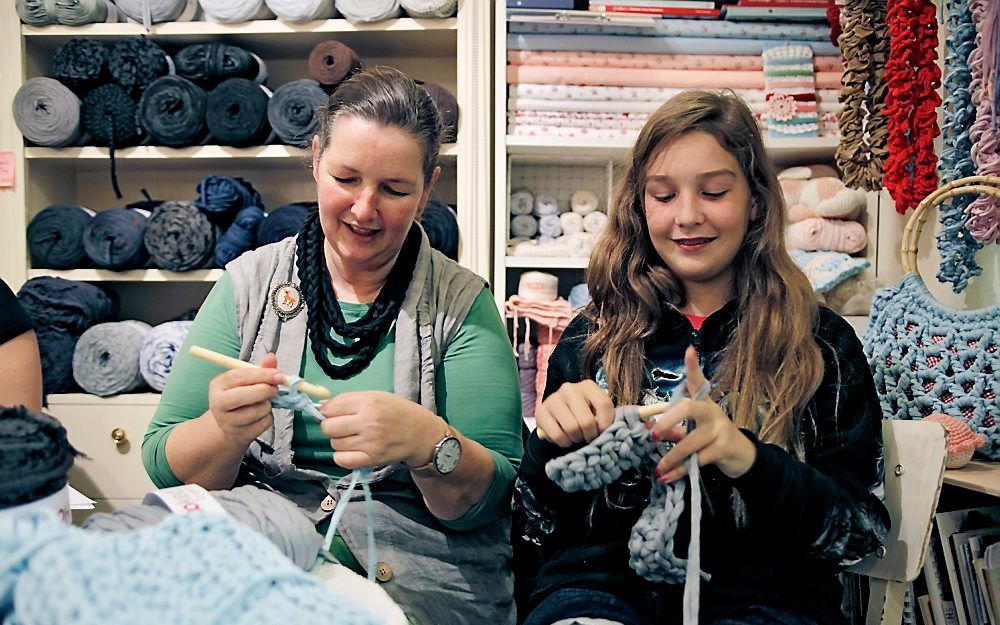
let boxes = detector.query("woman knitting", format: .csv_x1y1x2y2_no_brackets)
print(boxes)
514,90,890,625
143,67,523,625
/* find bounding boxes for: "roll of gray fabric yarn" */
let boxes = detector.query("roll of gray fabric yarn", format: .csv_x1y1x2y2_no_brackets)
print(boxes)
72,320,151,396
143,200,217,271
114,0,192,23
83,485,322,570
198,0,275,23
336,0,401,23
54,0,119,25
138,320,192,391
267,79,327,146
264,0,336,21
17,0,58,25
400,0,456,18
13,78,83,147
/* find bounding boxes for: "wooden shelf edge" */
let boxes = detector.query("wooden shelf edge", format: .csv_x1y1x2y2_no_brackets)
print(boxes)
47,392,161,406
22,17,457,37
25,143,459,160
505,256,589,269
29,269,224,282
506,135,839,160
942,459,1000,498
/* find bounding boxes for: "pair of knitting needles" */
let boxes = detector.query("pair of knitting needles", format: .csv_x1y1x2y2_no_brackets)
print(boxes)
189,345,332,399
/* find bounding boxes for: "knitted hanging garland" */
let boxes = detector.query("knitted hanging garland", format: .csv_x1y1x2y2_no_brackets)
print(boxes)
835,0,889,191
936,0,983,293
883,0,942,214
965,0,1000,243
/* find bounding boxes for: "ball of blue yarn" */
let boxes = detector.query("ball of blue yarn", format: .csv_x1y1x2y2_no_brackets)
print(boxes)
195,175,263,227
257,201,314,246
215,205,266,266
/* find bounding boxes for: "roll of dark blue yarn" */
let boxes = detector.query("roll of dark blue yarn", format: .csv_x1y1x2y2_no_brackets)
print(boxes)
174,43,261,89
420,199,459,261
143,200,217,271
80,83,142,147
215,205,266,266
26,205,94,269
82,208,150,270
17,276,119,335
205,78,272,147
137,75,207,147
256,201,314,246
51,37,109,94
35,326,80,397
108,37,169,96
267,79,327,146
195,175,262,226
0,405,80,509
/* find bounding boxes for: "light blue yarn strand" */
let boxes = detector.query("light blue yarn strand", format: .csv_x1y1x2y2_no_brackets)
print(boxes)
937,0,983,293
271,377,377,580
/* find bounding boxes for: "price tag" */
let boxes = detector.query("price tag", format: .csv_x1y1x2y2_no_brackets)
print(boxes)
0,151,14,189
142,484,228,516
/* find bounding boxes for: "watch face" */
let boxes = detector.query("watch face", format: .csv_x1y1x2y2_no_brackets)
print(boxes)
434,437,462,474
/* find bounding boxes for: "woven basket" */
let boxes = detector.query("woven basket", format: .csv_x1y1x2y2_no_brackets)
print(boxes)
862,175,1000,460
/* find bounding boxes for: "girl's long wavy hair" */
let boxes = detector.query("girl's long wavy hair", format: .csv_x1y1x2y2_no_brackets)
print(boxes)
581,90,824,449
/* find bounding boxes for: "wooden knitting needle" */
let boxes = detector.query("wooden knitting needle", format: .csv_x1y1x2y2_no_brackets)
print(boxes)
536,401,670,442
189,345,332,399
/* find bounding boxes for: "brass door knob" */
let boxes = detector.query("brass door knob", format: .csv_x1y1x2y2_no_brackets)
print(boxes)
111,427,127,446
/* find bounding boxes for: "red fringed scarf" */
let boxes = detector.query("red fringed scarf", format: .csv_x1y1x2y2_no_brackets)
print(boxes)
827,0,841,46
884,0,942,214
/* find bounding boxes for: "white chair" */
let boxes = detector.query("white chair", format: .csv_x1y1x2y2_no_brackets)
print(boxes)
848,420,948,625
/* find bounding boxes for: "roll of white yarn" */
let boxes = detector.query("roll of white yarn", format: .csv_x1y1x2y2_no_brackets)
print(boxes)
510,188,534,216
583,210,608,234
570,189,599,215
560,211,584,235
518,271,559,302
534,193,559,216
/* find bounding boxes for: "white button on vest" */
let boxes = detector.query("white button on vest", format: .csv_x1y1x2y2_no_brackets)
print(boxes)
320,495,336,512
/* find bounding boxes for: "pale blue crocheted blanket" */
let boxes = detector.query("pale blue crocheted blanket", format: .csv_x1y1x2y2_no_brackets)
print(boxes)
0,511,384,625
862,273,1000,459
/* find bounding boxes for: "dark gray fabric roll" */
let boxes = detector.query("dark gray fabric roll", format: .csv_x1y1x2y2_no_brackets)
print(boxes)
80,83,142,147
82,208,150,270
35,327,78,396
174,43,261,88
0,406,80,509
419,81,458,141
72,320,151,396
83,485,323,570
137,75,207,147
420,199,458,261
108,38,170,95
27,205,93,269
16,276,119,335
143,200,217,271
205,78,271,147
12,78,83,147
255,201,313,247
267,79,326,146
51,38,109,93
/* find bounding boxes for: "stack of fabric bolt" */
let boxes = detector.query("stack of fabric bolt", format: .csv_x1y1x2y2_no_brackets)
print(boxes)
505,9,842,140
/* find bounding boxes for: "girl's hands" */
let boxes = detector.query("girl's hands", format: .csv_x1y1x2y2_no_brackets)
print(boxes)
535,380,616,448
319,391,446,469
207,352,283,448
650,346,757,482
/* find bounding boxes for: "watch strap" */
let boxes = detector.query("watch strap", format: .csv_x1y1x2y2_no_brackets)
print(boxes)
406,422,454,477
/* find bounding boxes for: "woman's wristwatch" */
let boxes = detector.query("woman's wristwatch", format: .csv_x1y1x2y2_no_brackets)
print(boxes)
407,422,462,477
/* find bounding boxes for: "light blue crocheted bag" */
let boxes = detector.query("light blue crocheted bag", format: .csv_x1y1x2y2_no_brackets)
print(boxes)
862,178,1000,460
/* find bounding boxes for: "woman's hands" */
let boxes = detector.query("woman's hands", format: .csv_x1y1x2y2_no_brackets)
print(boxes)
207,352,283,448
535,379,616,448
319,391,445,469
650,346,757,482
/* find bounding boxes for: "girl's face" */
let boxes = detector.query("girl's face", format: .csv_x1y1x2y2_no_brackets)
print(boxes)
312,115,438,274
642,131,753,300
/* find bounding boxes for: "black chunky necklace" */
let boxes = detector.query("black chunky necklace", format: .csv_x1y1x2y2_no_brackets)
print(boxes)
294,208,420,379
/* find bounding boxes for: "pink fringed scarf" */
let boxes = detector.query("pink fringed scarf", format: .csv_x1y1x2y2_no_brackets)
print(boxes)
966,0,1000,243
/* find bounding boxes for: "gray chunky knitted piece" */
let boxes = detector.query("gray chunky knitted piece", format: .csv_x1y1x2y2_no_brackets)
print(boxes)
545,406,694,584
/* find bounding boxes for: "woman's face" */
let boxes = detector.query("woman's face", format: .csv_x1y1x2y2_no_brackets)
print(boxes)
642,131,753,299
312,115,439,274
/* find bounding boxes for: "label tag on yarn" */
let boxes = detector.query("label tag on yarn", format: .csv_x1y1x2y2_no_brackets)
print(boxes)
143,484,228,516
0,151,14,188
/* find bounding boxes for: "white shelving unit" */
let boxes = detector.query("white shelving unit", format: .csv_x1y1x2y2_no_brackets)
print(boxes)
0,2,492,511
492,2,863,309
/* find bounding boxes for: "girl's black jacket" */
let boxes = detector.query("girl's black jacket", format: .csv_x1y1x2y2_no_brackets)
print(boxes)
514,301,891,625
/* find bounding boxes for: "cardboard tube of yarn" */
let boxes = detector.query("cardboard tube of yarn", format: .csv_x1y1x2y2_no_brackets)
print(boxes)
189,345,331,399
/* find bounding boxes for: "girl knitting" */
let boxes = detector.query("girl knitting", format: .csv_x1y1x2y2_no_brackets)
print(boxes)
144,67,523,625
514,90,890,625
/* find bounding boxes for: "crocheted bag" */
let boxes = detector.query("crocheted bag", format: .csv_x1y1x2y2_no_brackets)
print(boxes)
863,176,1000,460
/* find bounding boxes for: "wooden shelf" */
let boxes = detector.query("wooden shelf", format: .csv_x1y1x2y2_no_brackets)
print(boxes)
505,256,589,269
28,269,224,282
47,393,161,406
25,143,458,170
506,135,839,164
22,18,458,58
943,460,1000,498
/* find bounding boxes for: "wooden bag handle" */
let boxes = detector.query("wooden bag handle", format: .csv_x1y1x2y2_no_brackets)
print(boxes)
901,175,1000,276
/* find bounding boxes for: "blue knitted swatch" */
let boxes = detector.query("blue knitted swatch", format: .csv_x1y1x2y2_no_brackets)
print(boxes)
789,250,871,293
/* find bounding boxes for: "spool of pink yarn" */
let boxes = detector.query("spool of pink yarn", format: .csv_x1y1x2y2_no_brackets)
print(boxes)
924,413,988,468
